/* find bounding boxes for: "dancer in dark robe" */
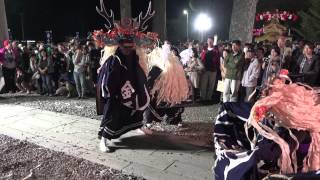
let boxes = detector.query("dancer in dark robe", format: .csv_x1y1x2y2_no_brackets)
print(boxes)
93,0,157,152
97,44,150,152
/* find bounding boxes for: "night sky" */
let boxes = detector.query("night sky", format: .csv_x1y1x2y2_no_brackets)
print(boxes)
4,0,307,42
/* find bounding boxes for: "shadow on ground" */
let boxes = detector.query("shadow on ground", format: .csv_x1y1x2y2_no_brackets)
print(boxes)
111,132,212,153
109,121,213,153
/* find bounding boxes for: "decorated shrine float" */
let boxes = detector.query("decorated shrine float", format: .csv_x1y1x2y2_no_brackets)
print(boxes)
253,10,298,43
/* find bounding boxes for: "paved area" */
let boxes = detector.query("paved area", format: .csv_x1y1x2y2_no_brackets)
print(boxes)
0,104,213,180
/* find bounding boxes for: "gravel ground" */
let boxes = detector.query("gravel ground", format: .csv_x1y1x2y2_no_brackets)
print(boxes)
0,94,102,120
0,134,143,180
0,93,219,147
0,93,217,179
0,93,219,122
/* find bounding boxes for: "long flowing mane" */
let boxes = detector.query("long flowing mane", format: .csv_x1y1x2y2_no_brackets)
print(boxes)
249,76,320,173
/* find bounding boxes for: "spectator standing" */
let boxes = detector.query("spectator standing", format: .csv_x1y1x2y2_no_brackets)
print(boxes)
200,37,220,101
220,49,229,80
16,47,32,93
2,40,17,93
185,48,204,92
282,46,295,73
58,43,74,81
52,48,67,91
292,40,305,62
29,53,42,93
180,42,193,66
296,42,320,87
241,49,261,102
262,46,281,85
82,46,92,95
38,50,54,96
223,40,244,102
277,36,286,54
73,46,87,99
256,47,265,87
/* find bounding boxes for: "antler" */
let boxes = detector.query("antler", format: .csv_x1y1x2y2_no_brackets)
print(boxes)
96,0,115,30
135,1,155,32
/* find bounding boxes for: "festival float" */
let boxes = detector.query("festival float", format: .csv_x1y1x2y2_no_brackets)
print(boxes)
253,10,298,43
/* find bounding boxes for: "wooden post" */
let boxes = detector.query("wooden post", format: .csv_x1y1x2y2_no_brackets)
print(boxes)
152,0,167,40
120,0,132,18
229,0,258,43
0,0,9,45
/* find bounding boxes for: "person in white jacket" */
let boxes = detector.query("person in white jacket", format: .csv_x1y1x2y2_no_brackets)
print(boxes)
241,49,261,102
180,42,193,66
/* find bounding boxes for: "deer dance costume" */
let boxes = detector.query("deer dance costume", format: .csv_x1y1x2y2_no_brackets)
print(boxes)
93,0,157,150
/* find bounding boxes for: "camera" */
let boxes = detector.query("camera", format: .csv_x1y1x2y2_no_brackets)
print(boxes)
263,57,270,63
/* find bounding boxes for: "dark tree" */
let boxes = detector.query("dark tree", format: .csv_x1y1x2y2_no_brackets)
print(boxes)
229,0,258,42
296,0,320,41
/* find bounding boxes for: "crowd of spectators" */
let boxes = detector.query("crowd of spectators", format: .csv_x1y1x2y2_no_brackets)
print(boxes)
0,39,101,98
178,36,320,103
1,36,319,104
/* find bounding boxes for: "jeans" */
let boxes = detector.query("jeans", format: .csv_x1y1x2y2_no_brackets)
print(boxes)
50,73,60,90
200,71,217,101
73,71,86,97
223,78,241,102
41,74,53,95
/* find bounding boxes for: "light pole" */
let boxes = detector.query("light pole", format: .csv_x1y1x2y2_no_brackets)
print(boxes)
183,9,189,41
194,13,212,42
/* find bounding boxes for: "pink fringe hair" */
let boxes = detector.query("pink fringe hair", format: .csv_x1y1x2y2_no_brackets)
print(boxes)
148,47,189,105
249,76,320,174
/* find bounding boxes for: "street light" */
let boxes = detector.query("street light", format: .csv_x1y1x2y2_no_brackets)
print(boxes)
183,9,189,41
194,13,212,42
